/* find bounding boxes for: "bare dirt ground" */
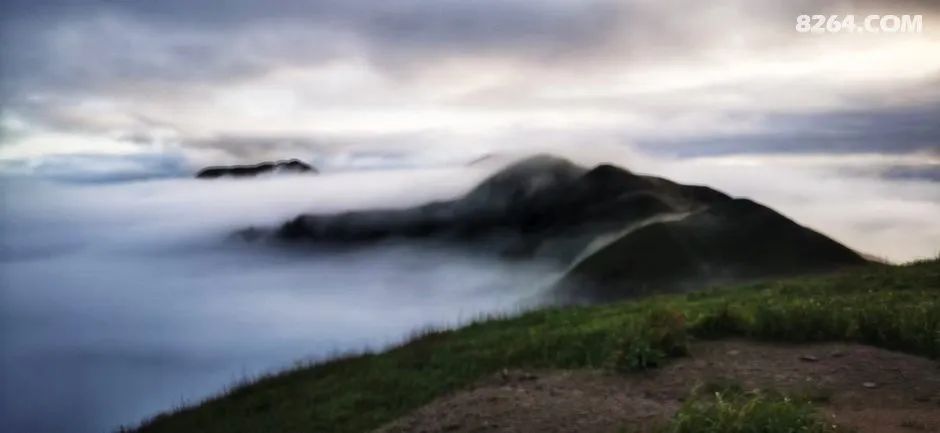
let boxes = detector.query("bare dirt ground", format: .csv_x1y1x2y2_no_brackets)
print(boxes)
375,340,940,433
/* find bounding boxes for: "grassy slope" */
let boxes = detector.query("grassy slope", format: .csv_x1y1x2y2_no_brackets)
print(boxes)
134,258,940,433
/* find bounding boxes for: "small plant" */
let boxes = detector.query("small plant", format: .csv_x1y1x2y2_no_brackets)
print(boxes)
664,390,841,433
692,303,747,338
613,337,666,371
645,307,690,356
611,308,689,372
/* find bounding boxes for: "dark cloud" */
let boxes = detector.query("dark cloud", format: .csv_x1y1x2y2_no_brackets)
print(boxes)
11,0,911,100
172,100,940,167
180,130,474,167
183,135,328,162
1,0,938,161
635,103,940,157
0,152,188,183
0,0,631,101
878,164,940,182
3,0,939,92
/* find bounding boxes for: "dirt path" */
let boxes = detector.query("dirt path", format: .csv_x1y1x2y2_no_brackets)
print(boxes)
376,340,940,433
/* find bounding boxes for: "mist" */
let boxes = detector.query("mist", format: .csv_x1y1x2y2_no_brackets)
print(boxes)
2,146,938,433
0,168,560,433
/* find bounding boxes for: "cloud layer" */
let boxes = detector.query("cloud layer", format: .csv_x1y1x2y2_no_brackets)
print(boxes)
0,168,557,433
2,0,938,164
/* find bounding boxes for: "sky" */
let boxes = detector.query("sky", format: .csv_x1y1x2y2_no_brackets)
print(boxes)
0,0,939,260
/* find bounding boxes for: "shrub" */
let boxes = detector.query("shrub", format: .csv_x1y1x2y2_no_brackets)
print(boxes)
612,338,666,371
692,303,747,338
611,308,689,372
749,297,850,342
645,307,690,356
853,297,940,357
715,290,940,357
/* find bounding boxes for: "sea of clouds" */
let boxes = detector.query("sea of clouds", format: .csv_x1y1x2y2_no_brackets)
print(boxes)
0,165,560,433
1,146,937,433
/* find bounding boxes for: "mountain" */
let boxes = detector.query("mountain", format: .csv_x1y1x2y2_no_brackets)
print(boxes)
264,154,868,300
552,198,868,302
275,155,731,262
196,159,316,178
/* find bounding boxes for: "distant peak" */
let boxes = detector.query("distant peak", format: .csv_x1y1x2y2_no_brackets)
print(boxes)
195,159,317,179
499,154,583,172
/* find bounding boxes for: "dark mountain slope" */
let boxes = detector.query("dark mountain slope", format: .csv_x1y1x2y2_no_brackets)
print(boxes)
247,153,868,301
274,155,730,262
553,198,868,302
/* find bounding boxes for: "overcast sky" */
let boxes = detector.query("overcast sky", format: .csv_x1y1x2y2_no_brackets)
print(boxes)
0,0,937,168
1,1,939,262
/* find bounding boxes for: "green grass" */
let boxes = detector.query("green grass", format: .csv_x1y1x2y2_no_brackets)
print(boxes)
133,258,940,433
610,307,690,371
617,379,843,433
662,389,842,433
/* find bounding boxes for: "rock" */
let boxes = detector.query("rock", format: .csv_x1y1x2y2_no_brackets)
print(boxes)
196,159,315,178
800,355,820,362
863,382,878,389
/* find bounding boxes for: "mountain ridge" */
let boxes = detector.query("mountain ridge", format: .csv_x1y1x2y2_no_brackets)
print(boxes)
255,154,868,300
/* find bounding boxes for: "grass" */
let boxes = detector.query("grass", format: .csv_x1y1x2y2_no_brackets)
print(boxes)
662,389,842,433
133,258,939,433
611,307,690,371
617,379,844,433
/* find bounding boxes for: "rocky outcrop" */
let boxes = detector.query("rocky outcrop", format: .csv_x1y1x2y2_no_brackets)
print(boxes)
196,159,316,178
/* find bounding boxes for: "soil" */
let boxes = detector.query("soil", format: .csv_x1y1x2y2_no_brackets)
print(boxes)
375,340,940,433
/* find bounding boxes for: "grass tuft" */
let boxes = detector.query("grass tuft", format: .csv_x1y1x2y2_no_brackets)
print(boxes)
664,390,842,433
611,307,689,371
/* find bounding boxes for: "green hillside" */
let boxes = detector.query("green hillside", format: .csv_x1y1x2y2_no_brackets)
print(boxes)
133,257,940,433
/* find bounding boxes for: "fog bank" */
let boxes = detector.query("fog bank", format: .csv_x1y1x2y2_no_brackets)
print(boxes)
0,169,558,433
1,148,937,432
